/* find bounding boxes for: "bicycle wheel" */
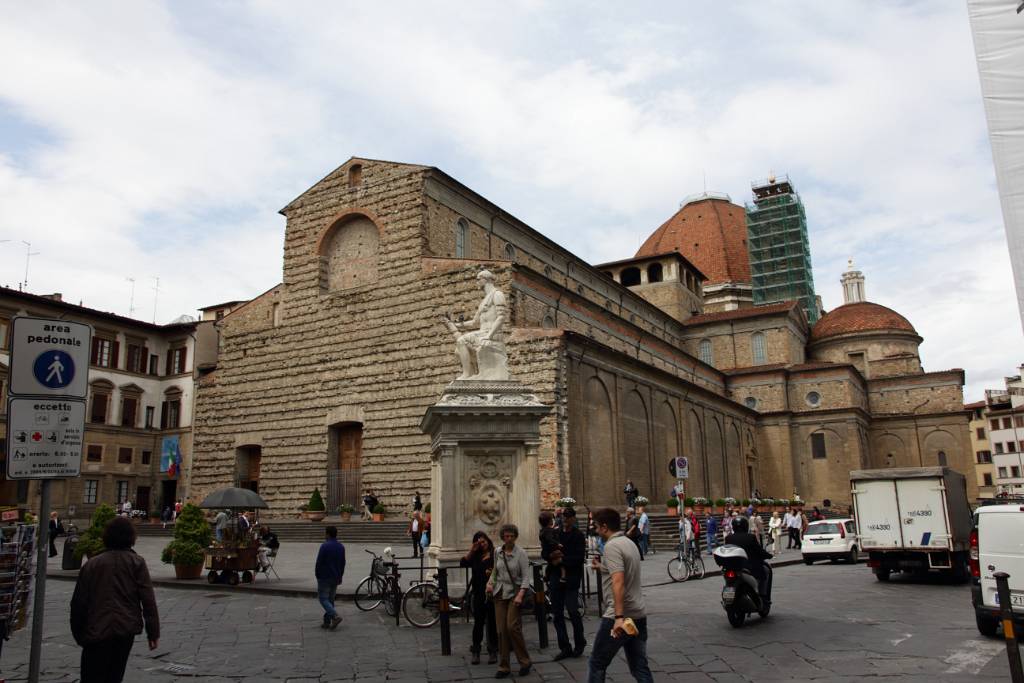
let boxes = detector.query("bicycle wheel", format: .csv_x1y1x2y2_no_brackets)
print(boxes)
667,555,690,582
383,579,400,616
690,554,706,580
354,575,384,612
403,582,441,628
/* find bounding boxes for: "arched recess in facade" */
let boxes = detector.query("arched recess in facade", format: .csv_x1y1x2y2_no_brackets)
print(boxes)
801,427,843,499
923,428,960,467
582,376,616,507
621,389,652,501
744,429,758,495
653,399,680,504
873,432,907,468
315,210,382,292
706,415,726,498
687,409,706,498
726,423,743,495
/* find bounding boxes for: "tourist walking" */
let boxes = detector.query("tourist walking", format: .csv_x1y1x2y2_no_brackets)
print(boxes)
587,507,653,683
314,526,346,630
548,508,587,660
705,511,719,555
636,504,650,560
173,499,182,521
70,517,159,683
752,511,765,548
361,490,375,521
786,508,802,549
160,506,172,529
486,524,532,678
48,511,63,558
768,511,783,552
623,480,637,508
460,531,498,665
412,491,423,513
409,511,424,558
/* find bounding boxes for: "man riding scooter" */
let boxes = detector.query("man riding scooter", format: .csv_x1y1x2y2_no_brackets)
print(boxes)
724,516,771,599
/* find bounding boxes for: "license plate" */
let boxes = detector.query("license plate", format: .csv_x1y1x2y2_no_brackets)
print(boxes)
994,592,1024,607
813,539,830,545
722,587,735,604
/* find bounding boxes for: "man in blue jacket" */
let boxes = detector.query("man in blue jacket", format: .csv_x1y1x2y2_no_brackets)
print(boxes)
315,526,346,630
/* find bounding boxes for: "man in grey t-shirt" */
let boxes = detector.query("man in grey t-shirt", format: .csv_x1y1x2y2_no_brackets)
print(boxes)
588,508,653,683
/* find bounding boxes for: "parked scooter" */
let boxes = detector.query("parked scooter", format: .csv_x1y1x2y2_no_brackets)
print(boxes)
712,544,773,627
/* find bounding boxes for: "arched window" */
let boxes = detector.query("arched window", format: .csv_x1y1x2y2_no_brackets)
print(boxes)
621,267,641,287
542,314,556,329
937,451,947,467
751,332,767,365
319,214,380,292
647,263,663,283
347,164,362,188
699,339,713,365
504,243,516,261
455,218,469,258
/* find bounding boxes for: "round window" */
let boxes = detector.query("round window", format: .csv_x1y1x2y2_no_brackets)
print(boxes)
744,397,758,410
805,391,821,407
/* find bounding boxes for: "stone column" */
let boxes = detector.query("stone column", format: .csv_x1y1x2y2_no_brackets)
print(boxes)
421,380,550,562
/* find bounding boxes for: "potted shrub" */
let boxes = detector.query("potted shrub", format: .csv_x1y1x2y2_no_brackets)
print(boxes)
372,503,386,522
424,502,431,523
740,498,750,509
776,498,790,512
666,497,680,516
714,498,727,514
693,497,708,515
555,497,577,511
74,504,116,561
303,489,327,522
161,503,211,579
337,503,355,522
683,497,695,514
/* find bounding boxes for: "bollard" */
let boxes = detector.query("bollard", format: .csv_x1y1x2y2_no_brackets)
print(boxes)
391,562,401,627
438,567,452,656
533,564,548,649
994,572,1024,683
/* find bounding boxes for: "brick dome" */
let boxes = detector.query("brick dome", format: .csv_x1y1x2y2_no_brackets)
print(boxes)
636,196,750,285
810,302,917,342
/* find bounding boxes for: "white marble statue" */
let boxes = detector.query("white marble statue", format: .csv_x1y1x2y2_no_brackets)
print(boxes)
442,270,511,381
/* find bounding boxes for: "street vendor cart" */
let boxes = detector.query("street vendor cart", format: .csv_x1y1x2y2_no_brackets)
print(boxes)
198,487,268,586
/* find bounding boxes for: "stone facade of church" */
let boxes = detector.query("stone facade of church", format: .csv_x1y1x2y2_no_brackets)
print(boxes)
189,158,974,515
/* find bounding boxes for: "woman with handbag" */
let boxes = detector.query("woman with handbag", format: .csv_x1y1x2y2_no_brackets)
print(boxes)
460,531,498,665
486,524,532,678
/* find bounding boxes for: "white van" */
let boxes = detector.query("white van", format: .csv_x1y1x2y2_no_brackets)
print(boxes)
971,502,1024,636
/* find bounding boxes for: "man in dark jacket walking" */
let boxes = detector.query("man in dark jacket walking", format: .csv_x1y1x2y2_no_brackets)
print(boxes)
70,517,159,683
546,508,587,660
315,526,346,630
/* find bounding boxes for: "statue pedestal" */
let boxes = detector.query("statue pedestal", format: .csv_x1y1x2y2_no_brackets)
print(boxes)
420,380,551,561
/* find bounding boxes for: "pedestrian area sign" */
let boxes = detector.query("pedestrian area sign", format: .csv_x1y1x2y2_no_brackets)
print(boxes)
7,398,85,478
9,318,90,398
6,316,91,480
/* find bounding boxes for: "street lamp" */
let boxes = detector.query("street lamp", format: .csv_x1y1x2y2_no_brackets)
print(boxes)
21,241,39,291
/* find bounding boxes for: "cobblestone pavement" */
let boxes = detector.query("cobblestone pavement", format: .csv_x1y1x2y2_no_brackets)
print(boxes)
2,562,1012,681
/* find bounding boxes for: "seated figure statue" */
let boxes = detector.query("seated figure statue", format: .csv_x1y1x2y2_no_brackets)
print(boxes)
442,269,511,381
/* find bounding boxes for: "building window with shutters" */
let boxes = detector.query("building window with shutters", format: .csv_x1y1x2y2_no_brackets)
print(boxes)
116,480,129,504
148,354,159,375
84,479,98,503
89,390,109,424
91,337,118,369
125,343,147,373
811,433,827,459
141,450,151,465
699,339,713,365
751,332,766,365
984,473,993,486
86,445,103,462
161,390,182,429
118,447,132,464
145,406,154,429
167,346,187,375
121,396,138,427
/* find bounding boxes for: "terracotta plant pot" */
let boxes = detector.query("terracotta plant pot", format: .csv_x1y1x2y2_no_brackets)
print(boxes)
174,562,204,580
340,512,352,522
667,506,679,516
372,513,384,522
303,510,327,522
694,506,705,516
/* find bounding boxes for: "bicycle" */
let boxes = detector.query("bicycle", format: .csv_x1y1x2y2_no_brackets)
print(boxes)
667,541,706,582
402,572,472,628
355,549,402,616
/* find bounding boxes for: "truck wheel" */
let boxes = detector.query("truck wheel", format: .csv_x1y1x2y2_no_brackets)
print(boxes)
848,548,858,564
976,613,999,637
951,556,969,584
875,568,890,582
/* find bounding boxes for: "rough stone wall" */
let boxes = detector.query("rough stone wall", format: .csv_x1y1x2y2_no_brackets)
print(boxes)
789,417,869,506
868,415,976,500
682,315,806,370
629,281,701,323
785,368,868,413
810,334,922,379
867,372,965,415
727,371,789,412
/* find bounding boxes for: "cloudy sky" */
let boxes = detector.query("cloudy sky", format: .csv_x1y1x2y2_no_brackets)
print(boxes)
0,1,1019,398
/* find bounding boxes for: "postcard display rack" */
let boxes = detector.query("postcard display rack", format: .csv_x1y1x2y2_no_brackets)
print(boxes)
0,524,37,657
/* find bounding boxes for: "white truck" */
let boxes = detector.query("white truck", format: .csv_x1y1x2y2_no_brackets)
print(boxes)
850,467,973,582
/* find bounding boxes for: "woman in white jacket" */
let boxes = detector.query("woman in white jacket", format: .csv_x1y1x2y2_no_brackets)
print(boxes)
768,511,783,552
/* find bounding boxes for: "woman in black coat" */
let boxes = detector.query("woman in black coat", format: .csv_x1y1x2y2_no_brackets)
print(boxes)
460,531,498,665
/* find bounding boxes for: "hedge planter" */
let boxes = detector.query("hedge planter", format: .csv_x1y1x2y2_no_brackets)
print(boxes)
174,562,205,580
372,512,384,522
303,510,327,522
340,512,352,522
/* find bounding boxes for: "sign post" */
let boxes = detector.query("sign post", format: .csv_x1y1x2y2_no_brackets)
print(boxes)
7,317,91,683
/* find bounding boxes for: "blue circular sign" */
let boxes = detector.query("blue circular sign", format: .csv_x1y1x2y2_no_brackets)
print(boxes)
33,350,75,389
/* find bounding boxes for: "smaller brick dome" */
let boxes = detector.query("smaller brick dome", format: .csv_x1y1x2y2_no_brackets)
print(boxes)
811,302,917,342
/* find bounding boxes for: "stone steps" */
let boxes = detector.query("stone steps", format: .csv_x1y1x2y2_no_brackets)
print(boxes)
133,519,412,544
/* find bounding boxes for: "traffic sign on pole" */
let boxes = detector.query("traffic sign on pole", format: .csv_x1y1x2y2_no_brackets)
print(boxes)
6,397,85,479
9,317,91,399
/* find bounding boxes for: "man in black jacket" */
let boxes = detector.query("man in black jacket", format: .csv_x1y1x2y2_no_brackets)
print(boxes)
724,516,771,593
545,507,587,660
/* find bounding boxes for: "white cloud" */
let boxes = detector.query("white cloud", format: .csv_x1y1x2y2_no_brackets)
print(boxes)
0,0,1018,397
